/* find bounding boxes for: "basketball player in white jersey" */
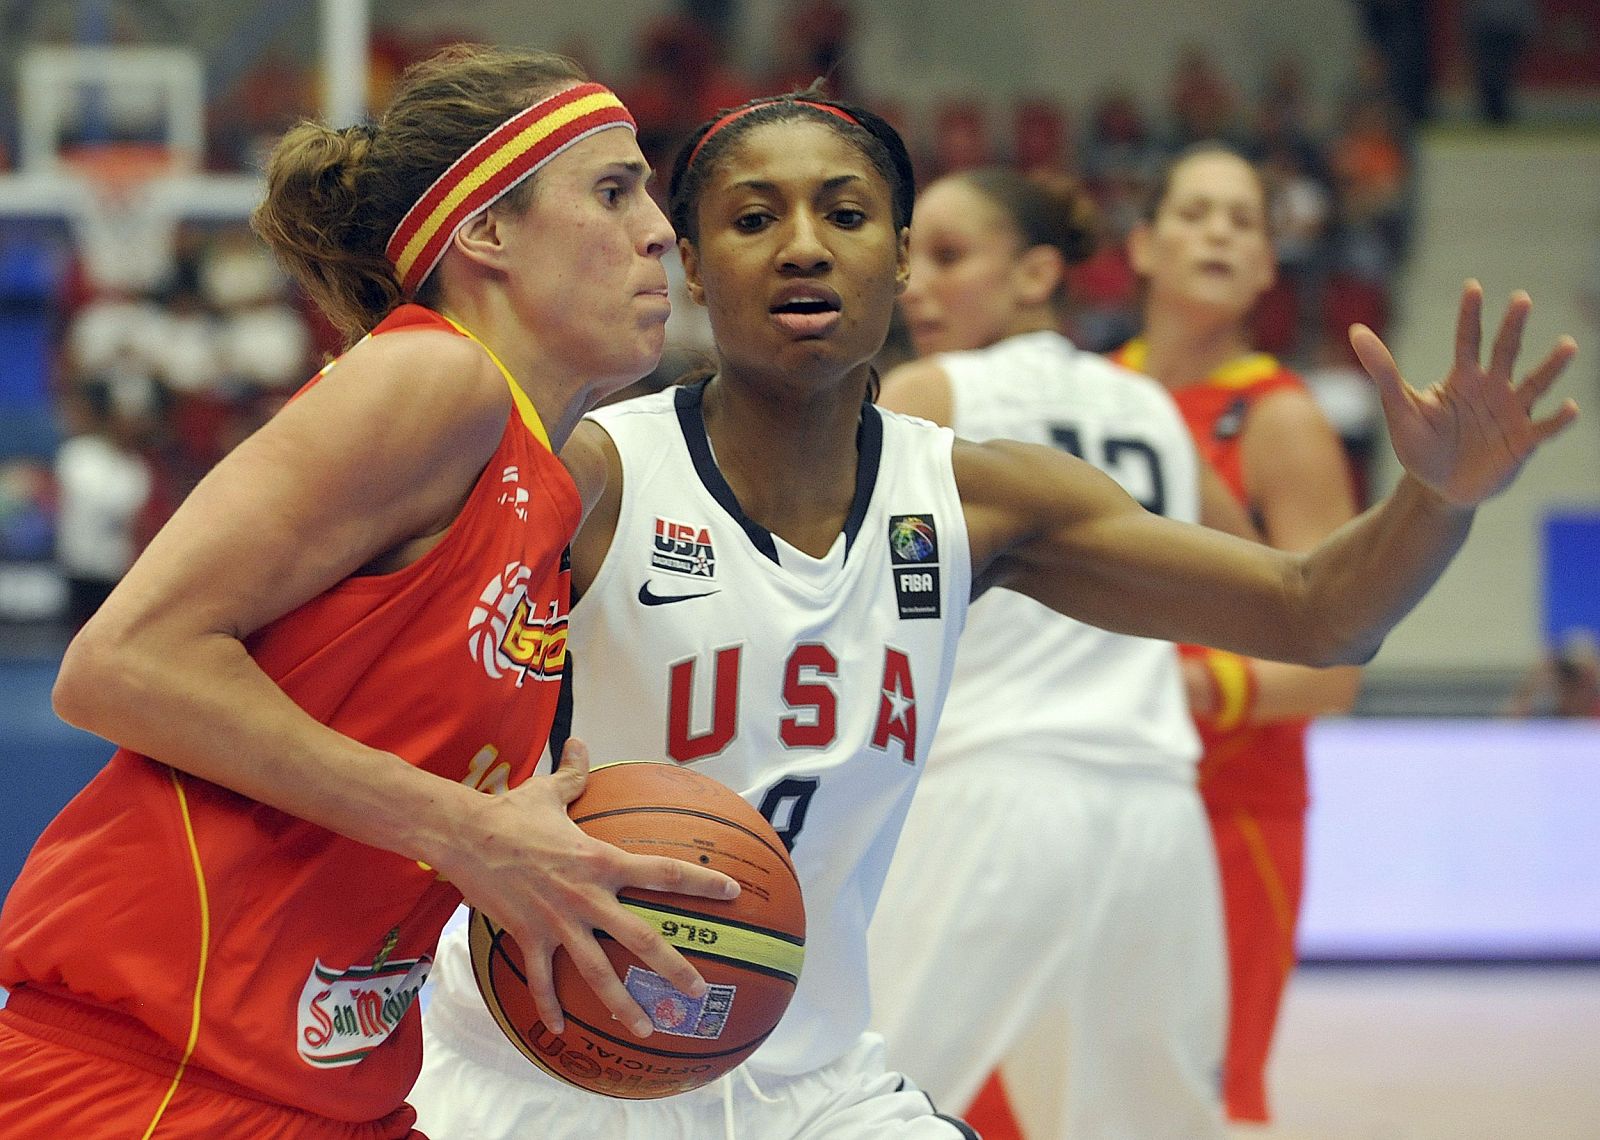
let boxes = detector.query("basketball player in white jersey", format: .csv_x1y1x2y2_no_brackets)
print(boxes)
867,168,1230,1139
410,93,1578,1140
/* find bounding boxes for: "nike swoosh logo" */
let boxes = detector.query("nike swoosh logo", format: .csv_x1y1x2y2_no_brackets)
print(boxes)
638,581,721,606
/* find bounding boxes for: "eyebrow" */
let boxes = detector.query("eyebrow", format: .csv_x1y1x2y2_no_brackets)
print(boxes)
725,173,867,196
608,159,652,180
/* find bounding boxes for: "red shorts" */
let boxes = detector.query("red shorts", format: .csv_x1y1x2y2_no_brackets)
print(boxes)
0,991,427,1140
1209,808,1305,1123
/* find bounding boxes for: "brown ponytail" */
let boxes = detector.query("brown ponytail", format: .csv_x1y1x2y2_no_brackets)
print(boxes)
947,167,1101,309
251,44,585,344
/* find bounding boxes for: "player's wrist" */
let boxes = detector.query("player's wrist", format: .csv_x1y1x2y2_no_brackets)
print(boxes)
394,766,496,883
1397,469,1480,515
1200,648,1257,732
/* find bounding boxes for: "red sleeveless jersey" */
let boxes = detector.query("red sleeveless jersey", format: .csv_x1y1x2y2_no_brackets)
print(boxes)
1112,340,1310,812
0,305,579,1121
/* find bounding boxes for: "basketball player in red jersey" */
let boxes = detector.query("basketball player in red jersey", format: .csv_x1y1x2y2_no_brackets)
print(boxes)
0,46,737,1139
1112,142,1365,1126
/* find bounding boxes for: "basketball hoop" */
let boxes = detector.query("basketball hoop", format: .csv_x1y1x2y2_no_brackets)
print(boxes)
2,48,260,294
59,143,182,293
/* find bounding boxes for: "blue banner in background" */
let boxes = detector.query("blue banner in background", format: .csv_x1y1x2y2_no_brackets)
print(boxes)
1544,511,1600,648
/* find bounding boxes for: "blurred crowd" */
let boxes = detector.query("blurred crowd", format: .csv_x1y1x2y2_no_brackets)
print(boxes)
0,2,1439,641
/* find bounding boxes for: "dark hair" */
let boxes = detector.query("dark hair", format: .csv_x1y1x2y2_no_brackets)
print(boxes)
251,44,586,344
667,90,915,244
1140,139,1270,224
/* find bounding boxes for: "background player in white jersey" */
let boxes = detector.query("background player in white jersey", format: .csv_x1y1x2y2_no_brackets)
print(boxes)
410,91,1577,1140
866,166,1236,1139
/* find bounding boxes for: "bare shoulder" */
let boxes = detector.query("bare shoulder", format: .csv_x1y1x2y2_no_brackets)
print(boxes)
561,419,622,516
563,418,625,592
256,325,513,537
1247,384,1339,440
952,436,1113,520
953,435,1132,574
323,327,508,428
1241,384,1359,543
1242,384,1353,482
879,357,954,426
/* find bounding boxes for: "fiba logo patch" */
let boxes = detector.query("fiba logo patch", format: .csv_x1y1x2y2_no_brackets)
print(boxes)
888,515,938,563
888,514,941,620
652,517,716,578
468,561,568,684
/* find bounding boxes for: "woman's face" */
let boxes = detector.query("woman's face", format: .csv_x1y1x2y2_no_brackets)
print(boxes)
899,178,1031,356
493,123,675,391
1130,151,1275,324
679,119,909,386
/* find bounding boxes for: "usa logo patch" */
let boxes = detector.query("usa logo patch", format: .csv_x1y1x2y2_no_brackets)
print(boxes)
651,517,716,578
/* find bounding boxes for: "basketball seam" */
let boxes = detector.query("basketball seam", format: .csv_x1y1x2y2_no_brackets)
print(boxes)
489,916,803,983
558,1011,778,1060
571,805,795,870
670,944,801,985
612,895,805,945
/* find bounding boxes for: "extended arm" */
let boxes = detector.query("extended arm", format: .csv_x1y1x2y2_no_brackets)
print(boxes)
963,284,1578,665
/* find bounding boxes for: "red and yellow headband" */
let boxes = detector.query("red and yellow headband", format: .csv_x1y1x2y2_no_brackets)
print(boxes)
386,82,636,296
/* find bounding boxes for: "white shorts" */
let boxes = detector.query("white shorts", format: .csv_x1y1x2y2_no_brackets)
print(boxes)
867,754,1228,1140
412,917,975,1140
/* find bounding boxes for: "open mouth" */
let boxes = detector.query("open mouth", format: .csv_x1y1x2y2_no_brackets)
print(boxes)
770,291,843,337
771,296,842,316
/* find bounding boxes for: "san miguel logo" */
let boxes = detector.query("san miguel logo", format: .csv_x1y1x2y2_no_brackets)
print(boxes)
468,560,569,684
888,514,941,620
652,517,716,578
296,955,431,1068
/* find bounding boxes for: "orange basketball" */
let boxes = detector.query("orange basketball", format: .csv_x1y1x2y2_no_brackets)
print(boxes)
468,761,805,1099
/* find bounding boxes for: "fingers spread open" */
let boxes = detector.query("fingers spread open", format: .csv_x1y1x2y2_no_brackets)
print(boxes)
1350,323,1407,407
1455,279,1484,368
606,906,712,1000
1487,291,1531,381
1530,398,1581,444
1518,336,1578,411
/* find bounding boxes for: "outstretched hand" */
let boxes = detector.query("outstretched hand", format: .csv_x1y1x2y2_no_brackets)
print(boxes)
1350,280,1579,507
448,739,740,1039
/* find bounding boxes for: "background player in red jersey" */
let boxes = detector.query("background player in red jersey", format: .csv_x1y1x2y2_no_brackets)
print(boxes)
0,44,736,1140
1113,141,1367,1126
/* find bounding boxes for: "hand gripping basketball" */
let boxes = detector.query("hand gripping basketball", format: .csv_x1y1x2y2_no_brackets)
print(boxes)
447,739,743,1043
469,757,806,1098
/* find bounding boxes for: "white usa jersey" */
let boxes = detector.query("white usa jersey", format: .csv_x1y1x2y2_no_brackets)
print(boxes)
563,383,969,1076
933,330,1202,778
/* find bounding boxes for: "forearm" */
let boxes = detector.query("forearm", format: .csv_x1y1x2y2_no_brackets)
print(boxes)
1188,648,1360,726
1253,660,1362,720
970,441,1473,670
54,628,486,869
1290,472,1474,665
